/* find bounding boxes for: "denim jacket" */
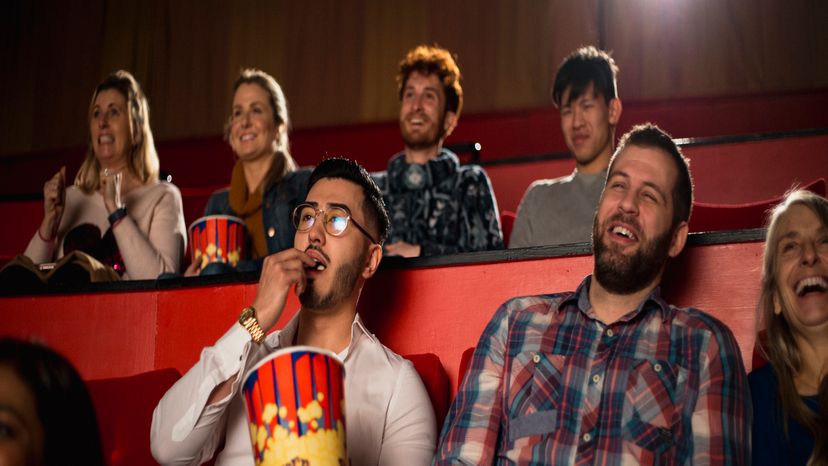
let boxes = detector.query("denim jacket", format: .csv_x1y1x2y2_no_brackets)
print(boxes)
204,168,311,270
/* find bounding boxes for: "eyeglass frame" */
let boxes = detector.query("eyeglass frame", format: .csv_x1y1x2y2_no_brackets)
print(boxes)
292,202,379,245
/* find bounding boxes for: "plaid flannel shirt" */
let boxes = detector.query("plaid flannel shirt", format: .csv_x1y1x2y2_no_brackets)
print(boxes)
435,276,751,465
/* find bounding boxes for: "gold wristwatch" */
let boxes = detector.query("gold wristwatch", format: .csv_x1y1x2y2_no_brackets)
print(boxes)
239,306,265,344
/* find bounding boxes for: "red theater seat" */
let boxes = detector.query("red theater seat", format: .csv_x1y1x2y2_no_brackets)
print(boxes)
689,178,825,233
405,353,450,428
458,347,475,387
752,330,769,371
87,368,182,466
501,210,516,248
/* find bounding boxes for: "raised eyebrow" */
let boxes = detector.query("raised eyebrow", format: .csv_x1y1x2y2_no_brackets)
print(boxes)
328,202,352,214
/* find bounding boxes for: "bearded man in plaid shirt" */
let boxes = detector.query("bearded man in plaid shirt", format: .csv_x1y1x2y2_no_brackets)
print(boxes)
435,123,751,465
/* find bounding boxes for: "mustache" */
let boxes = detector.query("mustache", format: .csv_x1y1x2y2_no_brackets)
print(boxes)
304,244,331,264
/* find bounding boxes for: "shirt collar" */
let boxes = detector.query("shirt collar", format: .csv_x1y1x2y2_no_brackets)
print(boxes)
274,311,376,358
561,275,673,323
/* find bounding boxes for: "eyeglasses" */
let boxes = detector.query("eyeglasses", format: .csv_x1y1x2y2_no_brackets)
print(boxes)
292,203,378,244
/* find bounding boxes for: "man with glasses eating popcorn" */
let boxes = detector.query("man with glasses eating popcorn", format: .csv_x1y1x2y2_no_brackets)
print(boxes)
151,157,436,466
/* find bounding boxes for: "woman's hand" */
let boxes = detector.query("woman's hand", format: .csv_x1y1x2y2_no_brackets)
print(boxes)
100,170,123,214
39,166,66,241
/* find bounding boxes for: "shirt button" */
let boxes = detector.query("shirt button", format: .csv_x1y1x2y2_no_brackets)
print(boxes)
582,432,592,442
606,329,614,337
592,374,601,384
267,227,276,238
532,354,541,364
654,363,662,372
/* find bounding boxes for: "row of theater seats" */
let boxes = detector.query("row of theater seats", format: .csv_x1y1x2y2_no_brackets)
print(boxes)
2,215,768,463
87,354,449,466
90,338,774,466
2,130,825,260
497,177,826,248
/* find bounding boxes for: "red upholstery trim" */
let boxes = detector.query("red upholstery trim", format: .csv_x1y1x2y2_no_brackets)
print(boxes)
405,353,450,429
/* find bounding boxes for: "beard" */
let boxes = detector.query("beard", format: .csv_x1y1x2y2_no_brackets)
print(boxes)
400,111,445,151
299,250,365,310
592,214,673,295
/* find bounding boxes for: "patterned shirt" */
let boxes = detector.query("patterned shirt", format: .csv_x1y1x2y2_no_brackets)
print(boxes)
435,276,751,465
374,149,503,255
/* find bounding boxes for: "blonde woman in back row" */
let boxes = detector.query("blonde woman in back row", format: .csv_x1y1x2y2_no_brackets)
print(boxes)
25,70,186,280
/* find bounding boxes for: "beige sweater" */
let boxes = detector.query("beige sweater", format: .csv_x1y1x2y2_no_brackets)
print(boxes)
25,182,187,280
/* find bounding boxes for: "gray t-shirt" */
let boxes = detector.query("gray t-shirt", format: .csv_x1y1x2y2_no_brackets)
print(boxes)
509,169,606,248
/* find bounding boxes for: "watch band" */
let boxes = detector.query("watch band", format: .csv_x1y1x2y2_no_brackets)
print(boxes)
239,306,265,344
108,207,128,226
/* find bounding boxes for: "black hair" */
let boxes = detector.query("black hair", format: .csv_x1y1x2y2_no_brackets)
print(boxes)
0,338,104,466
307,157,390,244
610,123,694,228
552,46,619,108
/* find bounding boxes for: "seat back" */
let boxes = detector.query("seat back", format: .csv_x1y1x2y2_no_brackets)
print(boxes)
689,178,825,232
500,210,516,248
405,353,450,429
86,368,182,466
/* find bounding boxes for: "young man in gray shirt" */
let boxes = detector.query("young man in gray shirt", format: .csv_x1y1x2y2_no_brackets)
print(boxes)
510,46,622,248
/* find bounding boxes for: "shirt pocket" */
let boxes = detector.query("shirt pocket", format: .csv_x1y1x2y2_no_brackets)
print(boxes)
507,352,566,442
622,359,688,462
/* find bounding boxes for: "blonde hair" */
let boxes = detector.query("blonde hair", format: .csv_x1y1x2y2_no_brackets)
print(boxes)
75,70,159,194
758,189,828,465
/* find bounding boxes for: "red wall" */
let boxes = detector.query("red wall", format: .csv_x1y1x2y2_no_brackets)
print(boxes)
0,237,763,394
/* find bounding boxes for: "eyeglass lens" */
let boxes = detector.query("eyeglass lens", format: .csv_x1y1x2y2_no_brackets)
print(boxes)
294,206,350,236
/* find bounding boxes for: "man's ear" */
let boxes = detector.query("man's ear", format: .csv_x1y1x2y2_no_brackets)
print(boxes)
608,98,622,126
667,220,689,258
362,243,383,279
442,111,458,138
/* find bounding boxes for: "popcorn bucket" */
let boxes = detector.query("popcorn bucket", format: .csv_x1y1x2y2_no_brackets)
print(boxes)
188,215,247,269
242,346,348,466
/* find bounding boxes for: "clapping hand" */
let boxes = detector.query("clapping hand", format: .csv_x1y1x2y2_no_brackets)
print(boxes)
100,169,123,214
39,166,66,241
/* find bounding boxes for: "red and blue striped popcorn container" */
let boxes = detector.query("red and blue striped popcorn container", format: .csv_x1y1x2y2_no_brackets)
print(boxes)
242,346,348,466
188,215,247,270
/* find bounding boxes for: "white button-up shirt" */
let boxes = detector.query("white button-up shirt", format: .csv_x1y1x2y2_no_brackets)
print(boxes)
151,313,436,465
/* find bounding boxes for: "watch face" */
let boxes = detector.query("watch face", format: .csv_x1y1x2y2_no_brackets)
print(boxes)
240,307,255,323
